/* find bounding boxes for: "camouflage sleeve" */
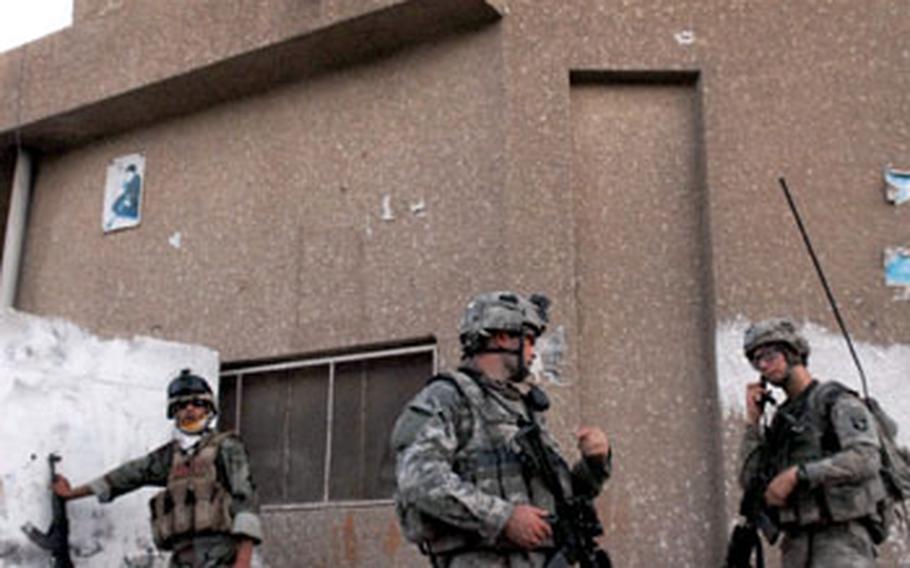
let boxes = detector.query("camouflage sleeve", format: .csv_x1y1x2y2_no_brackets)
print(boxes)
218,435,264,544
89,443,172,503
570,451,612,498
802,395,881,488
392,382,514,542
738,423,766,491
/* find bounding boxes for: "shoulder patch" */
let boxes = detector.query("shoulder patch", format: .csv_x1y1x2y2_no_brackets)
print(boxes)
850,413,869,432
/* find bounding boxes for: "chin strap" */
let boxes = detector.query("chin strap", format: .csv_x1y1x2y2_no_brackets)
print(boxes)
473,329,533,382
477,346,526,382
780,358,799,390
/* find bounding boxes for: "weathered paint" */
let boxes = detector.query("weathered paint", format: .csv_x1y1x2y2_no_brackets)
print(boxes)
884,165,910,205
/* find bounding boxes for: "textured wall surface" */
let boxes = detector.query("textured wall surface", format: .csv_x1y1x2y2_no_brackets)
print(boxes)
16,25,506,364
2,0,909,565
571,81,722,566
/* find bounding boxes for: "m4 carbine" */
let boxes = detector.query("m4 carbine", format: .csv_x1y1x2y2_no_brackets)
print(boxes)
725,468,779,568
514,420,612,568
726,381,787,568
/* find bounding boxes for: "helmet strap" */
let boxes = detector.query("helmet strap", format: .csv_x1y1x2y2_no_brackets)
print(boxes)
473,332,529,382
773,352,802,389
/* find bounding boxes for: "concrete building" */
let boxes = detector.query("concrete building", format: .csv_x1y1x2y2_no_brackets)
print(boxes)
1,0,909,566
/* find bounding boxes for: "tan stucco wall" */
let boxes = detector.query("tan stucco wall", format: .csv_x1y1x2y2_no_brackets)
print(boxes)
3,1,910,566
17,25,507,365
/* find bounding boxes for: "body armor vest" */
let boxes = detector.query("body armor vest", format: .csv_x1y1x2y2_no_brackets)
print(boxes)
771,382,885,527
398,371,573,554
149,432,234,550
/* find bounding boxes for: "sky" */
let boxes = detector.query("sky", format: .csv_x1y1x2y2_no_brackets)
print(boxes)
0,0,72,54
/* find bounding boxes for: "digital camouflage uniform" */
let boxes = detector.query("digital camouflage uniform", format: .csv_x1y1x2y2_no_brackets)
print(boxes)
393,366,611,568
739,379,884,568
88,431,263,568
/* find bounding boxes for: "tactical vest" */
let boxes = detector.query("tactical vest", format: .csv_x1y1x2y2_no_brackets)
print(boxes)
770,382,885,528
149,432,234,550
396,371,573,554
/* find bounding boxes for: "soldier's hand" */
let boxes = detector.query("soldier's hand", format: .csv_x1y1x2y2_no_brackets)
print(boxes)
576,426,609,462
764,466,799,507
503,504,552,550
745,382,766,425
52,475,91,501
52,475,72,499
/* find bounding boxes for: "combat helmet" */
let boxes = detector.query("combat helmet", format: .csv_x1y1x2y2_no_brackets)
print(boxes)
166,368,217,418
743,318,810,365
459,291,550,355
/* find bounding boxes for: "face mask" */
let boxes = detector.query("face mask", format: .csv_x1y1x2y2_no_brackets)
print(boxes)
178,414,209,434
175,410,215,435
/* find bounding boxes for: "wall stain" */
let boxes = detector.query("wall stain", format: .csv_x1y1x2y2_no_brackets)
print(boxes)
343,512,358,565
383,518,402,557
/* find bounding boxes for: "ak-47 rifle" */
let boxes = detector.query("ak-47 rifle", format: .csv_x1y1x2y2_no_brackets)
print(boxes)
514,418,612,568
21,454,74,568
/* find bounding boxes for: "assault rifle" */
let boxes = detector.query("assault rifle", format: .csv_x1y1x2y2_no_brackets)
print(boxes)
21,453,74,568
725,447,780,567
726,376,787,568
514,420,612,568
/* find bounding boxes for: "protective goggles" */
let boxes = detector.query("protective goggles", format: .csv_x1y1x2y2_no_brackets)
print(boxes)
749,345,784,370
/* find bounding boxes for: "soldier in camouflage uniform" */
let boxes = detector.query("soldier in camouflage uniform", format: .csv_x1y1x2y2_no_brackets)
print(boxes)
739,319,885,567
392,291,611,567
53,369,262,568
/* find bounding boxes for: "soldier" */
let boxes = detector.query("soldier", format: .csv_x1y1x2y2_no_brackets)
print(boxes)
392,291,611,567
53,369,262,568
739,318,885,567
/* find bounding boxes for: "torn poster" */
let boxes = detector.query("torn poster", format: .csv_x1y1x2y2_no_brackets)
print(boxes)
102,154,145,233
884,247,910,286
884,165,910,205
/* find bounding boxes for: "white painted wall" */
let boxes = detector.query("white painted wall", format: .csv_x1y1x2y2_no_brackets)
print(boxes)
0,309,218,567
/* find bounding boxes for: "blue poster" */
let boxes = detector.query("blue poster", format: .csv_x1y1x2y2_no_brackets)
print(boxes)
884,247,910,287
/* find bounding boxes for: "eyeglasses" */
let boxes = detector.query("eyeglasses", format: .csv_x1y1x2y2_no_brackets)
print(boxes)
750,346,782,369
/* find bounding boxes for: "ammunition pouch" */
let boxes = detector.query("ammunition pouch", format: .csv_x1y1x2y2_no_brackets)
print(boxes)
149,433,234,550
149,482,233,550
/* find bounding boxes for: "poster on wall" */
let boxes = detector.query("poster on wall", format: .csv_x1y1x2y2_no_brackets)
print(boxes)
102,153,145,233
884,165,910,206
884,247,910,287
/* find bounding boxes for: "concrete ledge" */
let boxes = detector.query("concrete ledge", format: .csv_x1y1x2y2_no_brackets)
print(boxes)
0,0,501,151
